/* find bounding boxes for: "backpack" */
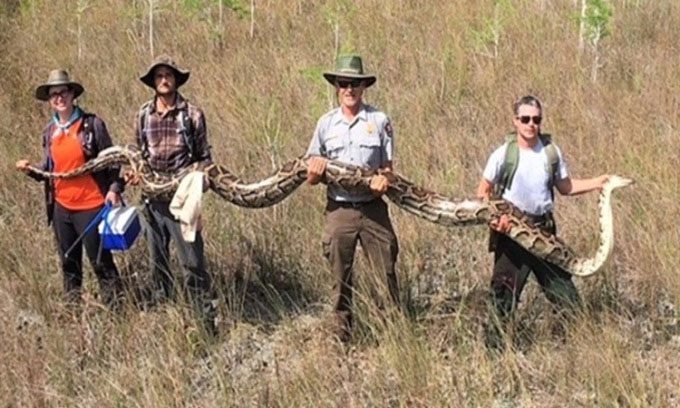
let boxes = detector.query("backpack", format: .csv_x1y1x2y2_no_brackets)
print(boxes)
493,133,560,199
80,113,98,158
138,102,195,160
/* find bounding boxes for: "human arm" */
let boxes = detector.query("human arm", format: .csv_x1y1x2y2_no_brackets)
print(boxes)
124,109,146,186
92,116,124,205
368,117,395,196
369,161,392,195
192,109,213,170
555,175,609,196
476,178,494,200
17,126,50,181
305,117,328,186
479,146,513,233
306,156,327,185
476,177,512,233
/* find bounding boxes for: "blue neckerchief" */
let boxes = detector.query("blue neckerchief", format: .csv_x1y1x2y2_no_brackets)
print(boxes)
52,107,83,132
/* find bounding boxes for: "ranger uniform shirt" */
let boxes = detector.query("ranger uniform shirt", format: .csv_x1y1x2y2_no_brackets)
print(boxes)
306,104,394,203
483,138,569,216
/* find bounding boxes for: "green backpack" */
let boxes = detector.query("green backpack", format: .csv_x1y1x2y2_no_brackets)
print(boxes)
493,133,560,199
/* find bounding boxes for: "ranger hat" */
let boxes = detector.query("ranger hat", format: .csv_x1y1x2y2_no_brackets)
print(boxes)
322,54,376,88
35,70,84,101
139,55,190,89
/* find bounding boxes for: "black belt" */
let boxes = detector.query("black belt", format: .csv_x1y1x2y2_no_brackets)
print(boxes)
523,211,555,233
524,211,551,223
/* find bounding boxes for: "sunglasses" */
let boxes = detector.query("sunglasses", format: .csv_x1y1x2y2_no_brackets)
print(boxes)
517,115,542,125
336,79,364,89
49,89,72,99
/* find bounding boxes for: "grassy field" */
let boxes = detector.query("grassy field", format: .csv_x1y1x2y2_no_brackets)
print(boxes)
1,0,679,406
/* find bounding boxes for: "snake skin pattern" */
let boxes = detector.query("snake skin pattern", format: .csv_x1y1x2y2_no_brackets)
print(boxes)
25,145,633,277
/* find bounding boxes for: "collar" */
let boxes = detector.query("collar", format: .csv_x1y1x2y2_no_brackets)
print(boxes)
149,92,188,114
331,104,368,125
52,107,83,131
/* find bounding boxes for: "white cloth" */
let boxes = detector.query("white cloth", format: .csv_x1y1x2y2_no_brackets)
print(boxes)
169,171,205,242
482,139,569,216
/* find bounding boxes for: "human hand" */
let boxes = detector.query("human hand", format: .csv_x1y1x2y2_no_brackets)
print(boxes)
15,159,30,173
596,174,610,190
489,214,512,234
202,173,211,192
124,170,140,186
306,156,327,185
105,191,122,207
369,174,390,196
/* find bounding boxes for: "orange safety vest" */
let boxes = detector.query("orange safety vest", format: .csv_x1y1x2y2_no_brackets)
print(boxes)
50,119,105,210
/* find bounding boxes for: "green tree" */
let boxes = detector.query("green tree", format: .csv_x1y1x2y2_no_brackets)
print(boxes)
578,0,613,82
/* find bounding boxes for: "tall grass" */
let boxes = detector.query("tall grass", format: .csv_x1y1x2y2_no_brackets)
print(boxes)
1,0,679,406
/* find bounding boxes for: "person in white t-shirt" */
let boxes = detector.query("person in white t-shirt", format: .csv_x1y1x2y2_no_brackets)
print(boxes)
476,95,609,348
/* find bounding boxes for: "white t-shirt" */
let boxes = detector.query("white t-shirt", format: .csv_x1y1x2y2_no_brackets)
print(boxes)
482,139,569,215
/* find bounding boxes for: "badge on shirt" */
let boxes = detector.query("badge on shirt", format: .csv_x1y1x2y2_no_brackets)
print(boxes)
384,121,393,138
366,123,375,134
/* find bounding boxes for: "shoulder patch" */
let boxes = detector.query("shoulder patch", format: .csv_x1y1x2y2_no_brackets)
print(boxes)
384,120,394,138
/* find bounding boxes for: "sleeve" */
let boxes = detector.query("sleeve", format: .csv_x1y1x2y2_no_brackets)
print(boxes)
133,109,143,146
26,126,51,182
381,117,394,164
193,109,213,168
555,145,569,180
482,145,506,184
305,117,326,157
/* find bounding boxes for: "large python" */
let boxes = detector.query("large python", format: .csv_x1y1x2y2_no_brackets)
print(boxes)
25,145,633,277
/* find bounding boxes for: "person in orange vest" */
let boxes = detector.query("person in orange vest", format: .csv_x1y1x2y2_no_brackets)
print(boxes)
16,69,124,310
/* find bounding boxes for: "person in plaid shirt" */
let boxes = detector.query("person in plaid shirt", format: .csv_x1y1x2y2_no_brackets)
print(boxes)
131,55,217,336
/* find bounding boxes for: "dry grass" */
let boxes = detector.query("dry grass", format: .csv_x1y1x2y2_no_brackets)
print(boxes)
1,0,679,406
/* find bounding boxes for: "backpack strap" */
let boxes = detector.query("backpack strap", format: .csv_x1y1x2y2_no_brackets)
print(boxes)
80,112,97,158
494,133,518,198
138,101,195,160
176,107,195,160
494,133,560,198
138,102,153,160
539,133,559,190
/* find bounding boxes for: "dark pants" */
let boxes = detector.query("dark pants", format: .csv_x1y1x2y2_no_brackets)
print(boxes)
486,216,581,347
52,203,123,308
144,200,216,333
322,198,400,340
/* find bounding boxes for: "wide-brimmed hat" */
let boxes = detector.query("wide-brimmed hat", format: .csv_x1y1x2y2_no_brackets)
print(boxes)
323,54,376,88
139,55,190,89
35,70,85,101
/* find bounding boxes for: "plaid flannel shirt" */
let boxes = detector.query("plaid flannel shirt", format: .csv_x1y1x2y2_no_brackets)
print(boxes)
135,93,212,174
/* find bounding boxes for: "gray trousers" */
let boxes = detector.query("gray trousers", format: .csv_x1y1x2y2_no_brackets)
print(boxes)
144,200,215,331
